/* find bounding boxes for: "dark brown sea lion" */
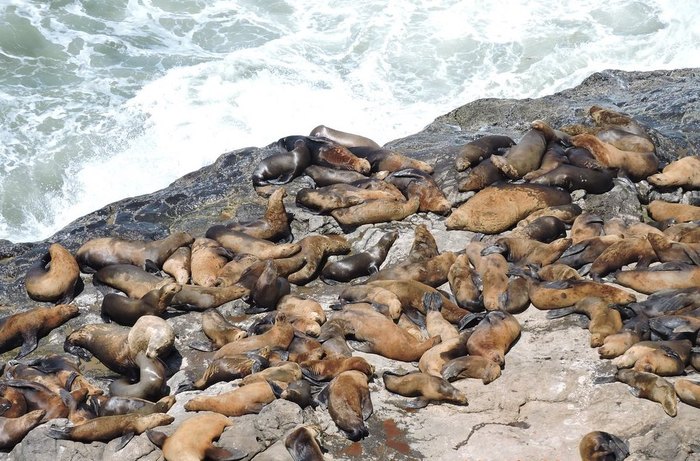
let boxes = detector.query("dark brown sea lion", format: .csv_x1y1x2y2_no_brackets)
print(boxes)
457,158,506,192
483,237,572,267
214,315,295,359
521,141,568,181
588,106,652,139
109,351,167,401
466,311,521,367
447,253,482,311
24,243,81,303
76,231,193,272
305,138,371,174
441,355,502,384
285,425,325,461
566,146,608,171
648,156,700,189
615,263,700,294
48,412,174,445
490,121,555,179
615,369,677,416
214,253,259,287
507,216,567,243
253,139,311,187
101,283,181,326
455,135,515,171
0,304,79,359
273,234,350,285
161,246,190,284
529,164,615,193
571,134,658,181
309,125,381,149
570,213,604,244
0,409,46,450
147,413,243,461
673,379,700,408
304,165,368,186
446,183,572,233
648,200,700,223
321,230,397,283
94,395,175,417
325,370,372,441
200,308,247,349
589,237,656,279
367,251,457,288
241,259,290,312
189,237,232,287
515,203,581,227
184,380,276,416
94,264,172,298
384,168,451,214
382,371,468,409
205,226,300,259
647,233,700,265
6,355,100,397
331,196,420,227
0,383,27,418
546,297,622,347
579,431,629,461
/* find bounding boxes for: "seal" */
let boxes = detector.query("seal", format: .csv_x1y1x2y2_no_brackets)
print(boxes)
184,380,276,416
109,351,167,401
367,251,457,288
147,412,244,461
241,361,302,386
424,293,459,341
338,284,402,320
457,158,506,192
648,200,700,223
206,225,300,259
214,253,259,287
304,165,368,186
527,278,636,310
0,304,79,359
161,246,190,285
615,369,677,416
200,309,247,350
277,295,326,332
296,183,398,213
455,135,515,171
673,378,700,409
648,155,700,189
94,395,175,417
571,133,658,181
570,213,604,243
521,141,568,181
546,297,622,347
127,315,176,360
24,243,81,303
482,236,572,267
309,125,381,149
588,106,653,140
466,310,521,368
446,183,572,233
465,241,508,312
241,259,290,312
441,355,501,384
490,121,555,179
529,163,615,193
214,315,295,359
514,203,581,227
663,222,700,244
252,138,311,187
612,340,691,374
382,371,468,409
349,146,434,173
301,356,374,383
321,230,398,283
579,431,629,461
171,284,249,310
227,187,293,242
614,263,700,294
184,351,268,391
0,383,27,418
556,235,624,269
599,331,642,359
407,224,440,262
0,409,46,450
285,425,325,461
94,264,172,299
101,283,181,326
589,236,656,279
190,237,232,287
76,231,194,272
647,233,700,265
384,168,451,215
48,412,174,446
331,196,420,227
447,253,482,311
307,138,371,174
324,370,372,441
536,263,583,281
273,234,350,285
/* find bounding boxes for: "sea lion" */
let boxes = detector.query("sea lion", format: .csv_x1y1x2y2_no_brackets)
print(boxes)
101,283,181,326
277,295,326,327
321,230,397,283
570,213,604,243
331,196,420,227
457,158,506,192
304,165,368,186
296,183,402,214
0,409,46,450
417,332,470,378
384,168,451,214
507,216,567,243
94,395,175,417
515,203,581,227
612,340,691,370
170,284,249,310
301,356,374,383
303,138,371,174
455,135,515,171
556,235,624,269
325,370,372,441
285,425,325,461
109,351,167,401
483,237,572,267
466,311,521,367
648,156,700,189
424,293,459,341
588,106,652,140
382,371,468,409
274,234,350,285
309,125,381,149
673,379,700,408
253,139,311,187
615,369,677,417
447,254,482,311
490,121,554,179
190,237,232,287
647,233,700,265
615,263,700,294
349,146,434,174
648,200,700,223
228,188,292,242
214,315,295,359
0,304,79,359
465,241,508,312
529,163,615,193
528,279,635,310
535,263,583,281
446,183,572,233
664,222,700,244
571,134,658,181
183,350,269,391
407,223,440,262
241,361,302,386
546,297,622,347
599,331,642,359
76,231,193,272
184,380,276,416
579,431,629,461
366,251,457,288
147,412,243,461
24,243,81,303
161,246,190,284
200,309,247,349
214,253,259,287
338,285,402,320
441,355,502,384
565,146,608,171
241,259,290,312
206,226,300,259
94,264,172,299
589,237,656,279
127,316,175,361
0,384,27,418
521,141,568,181
48,412,174,445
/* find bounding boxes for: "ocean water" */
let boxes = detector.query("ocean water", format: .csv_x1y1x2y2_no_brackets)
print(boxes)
1,0,699,243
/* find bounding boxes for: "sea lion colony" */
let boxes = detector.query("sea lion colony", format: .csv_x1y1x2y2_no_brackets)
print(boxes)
0,107,699,460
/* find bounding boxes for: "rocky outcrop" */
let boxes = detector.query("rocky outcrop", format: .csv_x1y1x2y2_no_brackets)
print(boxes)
1,68,700,461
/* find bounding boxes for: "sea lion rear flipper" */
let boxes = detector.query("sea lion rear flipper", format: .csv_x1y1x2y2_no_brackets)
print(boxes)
47,425,71,440
361,390,373,420
144,259,160,273
403,305,426,328
0,398,11,416
458,312,486,331
684,248,700,266
313,384,330,407
64,340,93,361
348,340,373,353
546,307,577,319
399,397,430,410
59,277,84,305
205,446,247,461
268,380,285,399
422,292,443,312
146,429,167,448
115,432,135,451
604,433,630,459
188,340,216,352
592,375,617,385
480,244,505,256
16,333,39,359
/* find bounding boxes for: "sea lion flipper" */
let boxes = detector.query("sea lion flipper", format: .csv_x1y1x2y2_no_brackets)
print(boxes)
314,384,330,407
458,312,486,331
16,333,39,359
348,340,372,353
545,307,577,319
422,292,443,312
605,433,630,459
47,425,71,440
0,398,10,416
146,429,167,448
115,432,135,451
205,447,247,461
144,259,160,273
268,380,285,399
400,397,430,409
361,390,374,420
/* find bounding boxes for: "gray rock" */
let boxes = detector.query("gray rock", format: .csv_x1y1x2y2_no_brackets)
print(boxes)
253,399,304,446
581,177,643,223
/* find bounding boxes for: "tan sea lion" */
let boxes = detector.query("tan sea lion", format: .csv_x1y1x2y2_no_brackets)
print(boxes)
285,425,325,461
673,379,700,408
229,188,292,242
296,183,402,213
589,236,656,279
384,168,451,215
447,254,482,311
521,141,568,181
490,121,555,179
537,263,584,281
101,283,181,326
528,279,635,310
206,226,300,259
127,315,176,360
546,297,622,347
0,383,27,418
556,235,624,269
466,311,521,367
0,409,46,450
170,284,249,310
309,125,381,149
598,331,641,359
664,222,700,244
184,350,269,391
366,251,457,288
615,369,677,416
338,284,402,320
648,156,700,189
418,333,470,378
241,361,302,386
571,134,658,181
76,231,193,272
483,237,572,267
441,355,501,384
615,263,700,294
274,234,350,285
382,371,468,409
579,431,629,461
304,164,368,186
424,293,459,341
0,304,79,359
214,315,295,359
406,223,440,262
570,213,604,243
94,264,172,298
301,355,374,383
277,295,326,326
465,241,508,312
325,370,372,441
94,395,175,417
455,135,516,171
48,412,174,444
446,183,572,233
190,237,232,287
162,246,190,284
349,146,434,174
184,380,276,416
588,106,652,139
331,196,420,227
647,233,700,265
321,230,397,283
214,253,259,287
612,340,691,370
305,138,371,174
199,309,247,349
649,200,700,223
24,243,81,303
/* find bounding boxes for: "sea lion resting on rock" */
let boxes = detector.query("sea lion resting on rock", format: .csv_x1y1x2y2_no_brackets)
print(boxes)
466,310,521,368
615,263,700,294
0,410,46,450
48,412,174,446
455,135,515,171
162,246,190,284
321,230,397,283
24,243,81,303
648,200,700,223
647,155,700,190
184,380,276,416
322,370,373,441
615,369,677,417
0,304,79,359
546,297,622,347
205,226,300,260
189,237,232,287
571,134,658,182
579,431,629,461
331,196,420,227
382,371,468,409
252,139,311,187
101,282,181,326
490,120,555,179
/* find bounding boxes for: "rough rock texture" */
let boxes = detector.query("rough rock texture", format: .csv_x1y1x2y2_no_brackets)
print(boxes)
1,68,700,461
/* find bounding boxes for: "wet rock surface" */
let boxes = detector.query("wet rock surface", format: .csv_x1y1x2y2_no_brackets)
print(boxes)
1,68,700,461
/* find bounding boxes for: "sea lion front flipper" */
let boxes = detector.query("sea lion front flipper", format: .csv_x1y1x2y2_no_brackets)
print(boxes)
361,389,373,420
205,446,247,461
400,397,430,409
313,384,330,407
17,333,39,359
146,429,167,448
59,277,84,305
115,432,135,451
422,292,443,312
347,340,373,354
144,259,160,273
188,340,216,352
268,380,285,399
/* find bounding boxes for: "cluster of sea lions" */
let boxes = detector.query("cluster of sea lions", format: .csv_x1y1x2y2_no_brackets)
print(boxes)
1,105,699,460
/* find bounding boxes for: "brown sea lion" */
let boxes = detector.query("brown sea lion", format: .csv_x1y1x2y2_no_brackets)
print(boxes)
367,251,457,288
301,356,373,383
490,121,554,179
277,295,326,327
579,431,629,461
612,340,691,370
521,141,568,181
649,200,700,223
338,284,402,320
556,235,624,269
147,412,243,461
0,383,27,418
507,215,567,243
274,234,350,285
184,380,276,416
615,369,677,416
515,203,581,227
228,188,292,242
528,279,635,310
648,156,700,189
529,164,615,194
537,263,584,281
382,371,468,409
424,293,459,341
673,379,700,408
546,297,623,347
304,165,368,187
6,355,101,397
447,253,482,311
647,233,700,265
285,425,325,461
325,370,372,441
199,309,247,350
566,146,608,171
24,243,81,303
455,135,516,171
214,315,295,359
241,361,302,386
407,223,440,262
309,125,380,149
214,253,259,287
349,146,434,174
331,196,420,227
128,315,175,360
483,237,572,267
0,304,79,359
101,283,181,326
170,284,249,310
0,409,46,450
253,139,311,188
94,264,172,299
570,213,604,243
321,230,397,283
48,412,174,445
457,158,505,192
384,168,451,215
589,237,656,279
161,246,190,285
241,259,290,312
466,311,521,367
571,134,658,181
588,106,652,140
598,331,642,359
441,355,501,384
109,351,167,401
190,237,232,287
664,222,700,244
206,226,300,259
446,183,572,233
185,350,269,391
614,263,700,294
76,231,193,272
465,241,508,312
94,395,175,417
306,138,371,174
418,333,469,378
296,183,402,214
